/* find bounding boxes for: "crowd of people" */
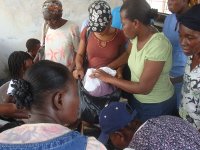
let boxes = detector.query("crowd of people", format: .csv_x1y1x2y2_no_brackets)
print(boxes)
0,0,200,149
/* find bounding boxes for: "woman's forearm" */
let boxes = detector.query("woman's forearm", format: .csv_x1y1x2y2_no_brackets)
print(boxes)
107,77,151,94
75,54,84,69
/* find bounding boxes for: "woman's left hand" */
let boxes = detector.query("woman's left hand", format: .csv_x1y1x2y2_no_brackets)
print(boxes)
90,69,112,82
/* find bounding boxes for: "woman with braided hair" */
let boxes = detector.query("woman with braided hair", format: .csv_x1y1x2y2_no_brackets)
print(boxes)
0,60,106,150
0,51,33,119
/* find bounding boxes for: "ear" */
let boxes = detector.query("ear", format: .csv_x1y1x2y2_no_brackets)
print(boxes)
52,91,64,111
133,19,140,29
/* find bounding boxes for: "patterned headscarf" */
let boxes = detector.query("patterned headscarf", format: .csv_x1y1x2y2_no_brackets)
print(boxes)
42,0,63,15
88,0,112,32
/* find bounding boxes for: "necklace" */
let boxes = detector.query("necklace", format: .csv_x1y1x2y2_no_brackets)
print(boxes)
94,28,117,48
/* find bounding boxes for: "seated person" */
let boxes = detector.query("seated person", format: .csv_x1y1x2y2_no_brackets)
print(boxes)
0,51,33,104
0,51,32,121
26,38,41,59
99,102,200,150
0,60,106,150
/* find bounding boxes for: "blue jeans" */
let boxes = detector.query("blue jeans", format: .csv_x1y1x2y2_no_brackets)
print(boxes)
174,82,183,109
129,94,176,122
0,131,87,150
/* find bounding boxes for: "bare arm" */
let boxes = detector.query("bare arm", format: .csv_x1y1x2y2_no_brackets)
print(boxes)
93,60,165,94
33,53,39,63
73,39,86,79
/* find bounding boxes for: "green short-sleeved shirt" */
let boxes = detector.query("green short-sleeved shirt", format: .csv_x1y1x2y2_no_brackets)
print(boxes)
128,33,174,103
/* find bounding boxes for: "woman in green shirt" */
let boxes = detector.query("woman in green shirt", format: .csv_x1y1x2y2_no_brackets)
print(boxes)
91,0,175,122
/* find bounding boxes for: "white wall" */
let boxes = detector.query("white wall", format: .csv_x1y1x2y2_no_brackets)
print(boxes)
0,0,122,78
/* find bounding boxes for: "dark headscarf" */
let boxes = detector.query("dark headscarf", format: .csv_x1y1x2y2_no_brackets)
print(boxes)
88,0,112,32
178,4,200,32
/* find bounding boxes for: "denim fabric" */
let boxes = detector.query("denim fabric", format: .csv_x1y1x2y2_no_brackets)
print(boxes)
174,82,183,109
129,94,176,123
0,131,87,150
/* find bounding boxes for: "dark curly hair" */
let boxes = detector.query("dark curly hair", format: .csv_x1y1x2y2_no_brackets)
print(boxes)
8,51,33,79
120,0,158,25
11,60,72,110
26,38,40,52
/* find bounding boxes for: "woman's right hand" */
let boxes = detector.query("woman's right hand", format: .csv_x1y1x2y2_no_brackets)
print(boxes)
73,68,85,79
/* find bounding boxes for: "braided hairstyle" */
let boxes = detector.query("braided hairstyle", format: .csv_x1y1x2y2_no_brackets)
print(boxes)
11,60,71,110
120,0,158,25
8,51,33,79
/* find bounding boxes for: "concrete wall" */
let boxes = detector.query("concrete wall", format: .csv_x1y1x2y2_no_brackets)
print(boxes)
0,0,122,78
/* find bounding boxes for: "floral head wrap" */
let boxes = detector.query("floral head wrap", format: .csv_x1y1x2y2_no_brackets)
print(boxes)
88,0,112,32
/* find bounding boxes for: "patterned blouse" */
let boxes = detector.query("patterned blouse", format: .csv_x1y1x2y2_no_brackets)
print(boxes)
45,21,80,71
179,56,200,130
0,123,106,150
128,115,200,150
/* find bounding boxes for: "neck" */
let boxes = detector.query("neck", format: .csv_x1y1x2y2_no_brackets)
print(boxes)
94,28,116,42
28,111,59,124
137,25,156,43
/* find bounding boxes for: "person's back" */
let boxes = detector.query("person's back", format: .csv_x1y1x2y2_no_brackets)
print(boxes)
0,60,106,150
0,123,87,150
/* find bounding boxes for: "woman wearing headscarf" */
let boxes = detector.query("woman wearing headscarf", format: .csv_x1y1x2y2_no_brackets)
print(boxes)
42,0,80,72
92,0,175,122
73,0,128,80
178,4,200,131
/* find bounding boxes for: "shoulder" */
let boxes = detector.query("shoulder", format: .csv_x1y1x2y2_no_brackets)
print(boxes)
115,29,127,42
65,20,80,36
0,81,10,103
0,123,70,144
112,6,121,14
150,33,171,48
164,14,177,25
86,136,107,150
0,81,9,92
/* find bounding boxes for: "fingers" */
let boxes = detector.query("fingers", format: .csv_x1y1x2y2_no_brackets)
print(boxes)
73,70,84,79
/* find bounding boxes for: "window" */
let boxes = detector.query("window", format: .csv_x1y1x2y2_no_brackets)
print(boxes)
147,0,170,14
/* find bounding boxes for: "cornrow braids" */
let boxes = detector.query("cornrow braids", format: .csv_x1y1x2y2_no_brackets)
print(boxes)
8,51,33,79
